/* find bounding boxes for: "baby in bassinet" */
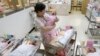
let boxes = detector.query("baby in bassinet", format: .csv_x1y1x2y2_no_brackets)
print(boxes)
8,39,39,56
0,38,10,51
86,40,100,56
86,48,100,56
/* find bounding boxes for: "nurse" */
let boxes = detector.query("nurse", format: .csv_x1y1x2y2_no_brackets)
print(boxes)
34,2,58,43
34,2,59,56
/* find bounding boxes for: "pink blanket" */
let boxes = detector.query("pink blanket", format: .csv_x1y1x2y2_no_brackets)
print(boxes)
43,15,58,43
0,6,4,12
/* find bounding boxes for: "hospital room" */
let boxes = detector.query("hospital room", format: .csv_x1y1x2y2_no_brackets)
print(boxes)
0,0,100,56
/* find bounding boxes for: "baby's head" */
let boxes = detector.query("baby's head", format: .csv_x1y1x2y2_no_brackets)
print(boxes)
87,47,96,53
46,15,56,26
2,39,9,42
27,39,37,45
86,39,96,53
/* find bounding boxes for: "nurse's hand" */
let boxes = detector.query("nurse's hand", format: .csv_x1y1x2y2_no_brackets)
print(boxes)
42,25,56,32
52,24,56,29
55,17,59,22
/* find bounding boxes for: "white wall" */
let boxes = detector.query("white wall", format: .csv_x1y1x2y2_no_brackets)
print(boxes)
0,8,33,39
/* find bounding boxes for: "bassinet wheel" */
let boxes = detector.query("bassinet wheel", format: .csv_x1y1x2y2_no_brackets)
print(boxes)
85,31,87,34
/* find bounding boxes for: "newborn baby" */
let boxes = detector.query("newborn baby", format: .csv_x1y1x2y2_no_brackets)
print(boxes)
86,39,96,53
9,39,37,56
23,39,37,45
45,15,58,26
0,39,8,50
86,47,96,53
43,15,59,43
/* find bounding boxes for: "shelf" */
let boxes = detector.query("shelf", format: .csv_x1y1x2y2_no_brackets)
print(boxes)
89,28,100,36
88,28,100,39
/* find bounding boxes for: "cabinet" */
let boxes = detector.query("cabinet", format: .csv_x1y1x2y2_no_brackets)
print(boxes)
81,0,89,14
48,0,71,15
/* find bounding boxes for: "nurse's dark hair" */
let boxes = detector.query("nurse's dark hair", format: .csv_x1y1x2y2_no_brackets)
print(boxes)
34,2,46,13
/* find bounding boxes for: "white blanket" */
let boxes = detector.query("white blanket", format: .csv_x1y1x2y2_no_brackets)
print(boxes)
8,44,37,56
86,52,100,56
0,42,7,51
50,29,74,48
58,29,74,47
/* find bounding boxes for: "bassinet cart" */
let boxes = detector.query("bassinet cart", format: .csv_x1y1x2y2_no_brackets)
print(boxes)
43,29,77,56
0,37,15,56
7,34,42,56
75,40,100,56
86,15,100,38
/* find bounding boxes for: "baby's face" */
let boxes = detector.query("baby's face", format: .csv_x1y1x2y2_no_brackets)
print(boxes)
28,40,36,45
90,48,96,52
2,39,8,42
88,47,96,53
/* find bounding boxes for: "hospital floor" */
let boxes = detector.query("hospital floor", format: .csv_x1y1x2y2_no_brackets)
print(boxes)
40,11,89,51
56,11,89,41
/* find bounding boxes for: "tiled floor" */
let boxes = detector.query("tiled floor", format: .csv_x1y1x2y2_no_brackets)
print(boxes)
56,11,89,43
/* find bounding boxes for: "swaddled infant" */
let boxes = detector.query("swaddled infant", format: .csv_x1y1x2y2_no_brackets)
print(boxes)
86,40,96,53
23,39,37,45
0,39,9,50
43,15,59,43
9,39,37,56
46,15,57,26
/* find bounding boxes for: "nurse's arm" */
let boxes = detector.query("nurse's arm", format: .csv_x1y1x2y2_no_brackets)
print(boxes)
41,25,55,32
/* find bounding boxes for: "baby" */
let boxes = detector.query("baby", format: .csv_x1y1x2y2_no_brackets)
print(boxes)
23,39,37,46
86,40,96,53
43,15,59,43
0,39,9,50
87,47,96,53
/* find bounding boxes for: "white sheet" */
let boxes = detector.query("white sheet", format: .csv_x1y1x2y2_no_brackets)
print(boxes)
8,44,37,56
0,42,7,51
50,29,74,48
86,52,100,56
58,29,74,46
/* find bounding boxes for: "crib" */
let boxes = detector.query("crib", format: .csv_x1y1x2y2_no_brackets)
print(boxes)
75,40,100,56
43,28,77,56
7,34,42,56
0,36,15,56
